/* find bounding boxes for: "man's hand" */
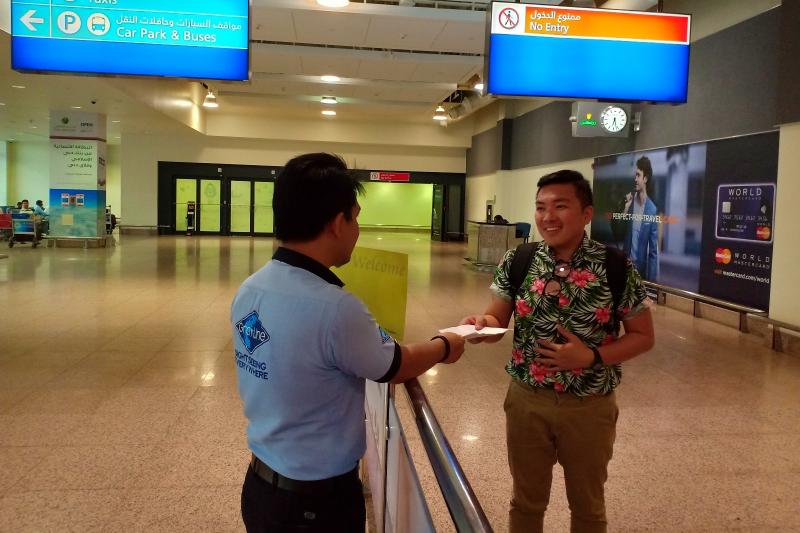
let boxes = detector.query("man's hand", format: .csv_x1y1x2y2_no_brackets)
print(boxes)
623,192,633,213
535,325,593,371
460,315,500,344
440,332,465,364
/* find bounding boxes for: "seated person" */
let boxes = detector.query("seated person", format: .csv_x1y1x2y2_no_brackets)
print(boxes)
18,199,34,213
493,214,509,224
34,200,49,218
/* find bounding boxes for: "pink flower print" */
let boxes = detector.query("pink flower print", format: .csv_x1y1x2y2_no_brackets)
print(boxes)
531,279,546,294
567,269,595,288
516,299,533,318
553,382,565,393
571,368,583,377
601,334,615,346
558,293,570,308
511,349,524,365
530,362,547,383
595,306,611,324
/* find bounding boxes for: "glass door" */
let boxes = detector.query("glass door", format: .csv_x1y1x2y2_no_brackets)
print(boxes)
254,181,274,234
230,180,252,234
199,179,222,233
175,178,197,232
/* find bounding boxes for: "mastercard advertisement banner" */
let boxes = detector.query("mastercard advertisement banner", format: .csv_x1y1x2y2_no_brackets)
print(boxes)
487,2,691,102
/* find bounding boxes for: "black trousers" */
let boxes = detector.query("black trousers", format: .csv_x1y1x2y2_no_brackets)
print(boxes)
241,465,366,533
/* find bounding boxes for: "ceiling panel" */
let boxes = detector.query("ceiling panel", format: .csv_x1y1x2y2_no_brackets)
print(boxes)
431,21,485,54
350,85,453,103
300,55,362,78
363,16,447,51
292,10,371,47
356,56,419,82
251,8,296,42
410,61,481,83
250,47,304,75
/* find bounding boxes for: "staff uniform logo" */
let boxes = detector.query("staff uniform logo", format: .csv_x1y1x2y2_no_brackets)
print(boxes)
236,311,271,354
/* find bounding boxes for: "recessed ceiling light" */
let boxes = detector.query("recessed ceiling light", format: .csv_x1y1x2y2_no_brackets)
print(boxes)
321,75,340,83
474,82,484,91
0,102,6,106
321,96,338,105
12,85,26,89
432,113,447,121
435,105,445,113
71,106,82,109
111,120,121,123
321,110,337,116
30,125,38,129
317,0,349,7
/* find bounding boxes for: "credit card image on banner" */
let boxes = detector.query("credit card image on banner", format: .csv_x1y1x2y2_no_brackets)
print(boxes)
715,183,775,243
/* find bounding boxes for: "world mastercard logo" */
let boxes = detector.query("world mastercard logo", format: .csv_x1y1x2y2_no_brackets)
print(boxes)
756,226,771,240
715,248,732,264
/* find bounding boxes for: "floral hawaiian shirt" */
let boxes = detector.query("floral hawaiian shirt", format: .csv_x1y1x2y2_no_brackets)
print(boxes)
490,235,648,396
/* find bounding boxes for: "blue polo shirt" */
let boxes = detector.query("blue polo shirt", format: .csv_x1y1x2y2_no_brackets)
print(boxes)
231,247,401,481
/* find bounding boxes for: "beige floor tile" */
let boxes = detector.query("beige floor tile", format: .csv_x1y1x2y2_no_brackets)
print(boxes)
7,388,116,415
0,389,35,415
143,350,223,368
132,443,250,488
49,366,140,389
95,386,198,414
125,366,215,388
0,367,63,390
63,412,182,446
11,445,153,492
182,386,242,414
0,446,50,495
103,486,243,533
163,410,248,446
0,489,125,533
161,336,231,352
99,336,172,352
0,414,87,447
0,351,90,371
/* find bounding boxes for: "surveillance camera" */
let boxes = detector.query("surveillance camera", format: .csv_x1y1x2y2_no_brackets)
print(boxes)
91,100,97,105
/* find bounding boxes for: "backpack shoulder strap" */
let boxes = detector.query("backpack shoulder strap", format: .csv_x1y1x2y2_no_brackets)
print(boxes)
604,245,628,329
509,242,539,298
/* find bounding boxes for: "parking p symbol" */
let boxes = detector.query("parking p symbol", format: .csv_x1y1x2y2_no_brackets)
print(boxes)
57,11,82,34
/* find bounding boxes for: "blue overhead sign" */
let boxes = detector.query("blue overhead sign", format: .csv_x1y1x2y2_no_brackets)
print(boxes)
11,0,250,81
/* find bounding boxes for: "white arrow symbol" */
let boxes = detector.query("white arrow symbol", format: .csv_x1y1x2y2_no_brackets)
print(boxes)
21,9,45,32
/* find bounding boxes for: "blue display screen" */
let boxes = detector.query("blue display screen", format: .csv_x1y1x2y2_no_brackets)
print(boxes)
487,33,690,103
11,0,249,81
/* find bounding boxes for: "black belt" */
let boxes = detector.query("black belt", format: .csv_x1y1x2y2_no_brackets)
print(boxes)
249,455,357,496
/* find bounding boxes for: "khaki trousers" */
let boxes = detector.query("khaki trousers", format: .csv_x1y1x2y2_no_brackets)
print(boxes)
505,379,618,533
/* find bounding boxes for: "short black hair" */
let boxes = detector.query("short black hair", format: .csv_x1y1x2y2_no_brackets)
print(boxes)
36,200,44,206
273,153,364,242
536,170,593,208
636,156,653,181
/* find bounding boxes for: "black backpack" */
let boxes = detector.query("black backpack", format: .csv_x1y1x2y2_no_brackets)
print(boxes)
509,242,628,332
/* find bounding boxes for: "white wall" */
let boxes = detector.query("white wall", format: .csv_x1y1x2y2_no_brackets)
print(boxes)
106,145,121,218
0,142,7,206
8,141,49,206
120,131,467,227
769,122,800,326
466,159,594,240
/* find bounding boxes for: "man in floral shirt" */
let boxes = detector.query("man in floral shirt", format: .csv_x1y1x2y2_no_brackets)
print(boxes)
462,170,654,533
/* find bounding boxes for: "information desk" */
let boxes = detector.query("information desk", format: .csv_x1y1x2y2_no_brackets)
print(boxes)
466,221,520,266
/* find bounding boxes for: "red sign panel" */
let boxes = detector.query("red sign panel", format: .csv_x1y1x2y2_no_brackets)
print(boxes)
369,172,410,182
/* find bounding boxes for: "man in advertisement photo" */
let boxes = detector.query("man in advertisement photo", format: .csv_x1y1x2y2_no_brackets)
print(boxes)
622,156,659,281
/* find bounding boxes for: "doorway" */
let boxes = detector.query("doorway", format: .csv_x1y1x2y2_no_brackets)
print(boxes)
173,177,273,235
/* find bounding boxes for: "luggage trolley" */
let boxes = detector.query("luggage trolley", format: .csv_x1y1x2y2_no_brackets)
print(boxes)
8,212,43,248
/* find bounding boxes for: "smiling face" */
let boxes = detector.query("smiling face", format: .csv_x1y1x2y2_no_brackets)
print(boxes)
535,183,593,254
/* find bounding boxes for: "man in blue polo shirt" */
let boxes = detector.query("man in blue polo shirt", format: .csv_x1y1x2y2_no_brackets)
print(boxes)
232,152,465,533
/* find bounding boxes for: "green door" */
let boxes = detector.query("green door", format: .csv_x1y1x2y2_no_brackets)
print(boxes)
200,179,221,233
176,178,197,231
230,180,252,233
254,181,274,234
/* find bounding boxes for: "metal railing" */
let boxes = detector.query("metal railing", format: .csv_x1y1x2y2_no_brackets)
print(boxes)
403,378,494,533
644,281,800,351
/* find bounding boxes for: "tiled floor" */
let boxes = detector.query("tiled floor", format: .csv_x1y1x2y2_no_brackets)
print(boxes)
1,233,798,532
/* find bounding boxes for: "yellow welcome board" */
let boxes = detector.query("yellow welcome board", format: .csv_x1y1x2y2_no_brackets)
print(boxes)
334,247,408,341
